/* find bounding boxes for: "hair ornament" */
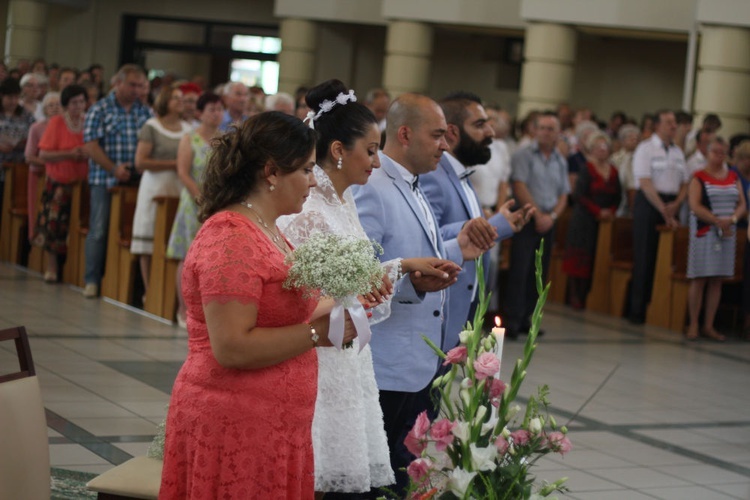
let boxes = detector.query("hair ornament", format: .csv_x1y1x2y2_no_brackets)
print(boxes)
307,90,358,130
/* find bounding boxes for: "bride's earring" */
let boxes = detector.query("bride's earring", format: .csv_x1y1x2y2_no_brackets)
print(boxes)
337,157,343,170
269,184,275,192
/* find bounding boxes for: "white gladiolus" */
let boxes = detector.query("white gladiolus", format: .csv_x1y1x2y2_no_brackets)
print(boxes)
448,468,477,497
470,443,498,472
459,330,471,344
452,421,471,442
529,417,542,434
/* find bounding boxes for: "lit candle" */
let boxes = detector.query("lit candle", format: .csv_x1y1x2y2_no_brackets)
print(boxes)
491,316,504,377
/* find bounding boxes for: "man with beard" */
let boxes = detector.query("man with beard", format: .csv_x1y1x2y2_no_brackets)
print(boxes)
421,91,532,348
504,111,569,337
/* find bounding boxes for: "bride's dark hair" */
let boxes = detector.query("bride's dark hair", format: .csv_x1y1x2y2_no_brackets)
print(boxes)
305,79,377,166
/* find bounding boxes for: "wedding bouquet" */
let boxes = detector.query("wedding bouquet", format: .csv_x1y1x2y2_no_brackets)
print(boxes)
406,246,571,499
284,233,384,350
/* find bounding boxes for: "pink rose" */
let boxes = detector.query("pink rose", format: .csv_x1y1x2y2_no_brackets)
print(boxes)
405,411,431,456
429,419,456,452
547,431,572,455
487,379,506,399
407,457,433,486
511,429,530,446
495,436,509,455
443,346,468,366
473,352,500,380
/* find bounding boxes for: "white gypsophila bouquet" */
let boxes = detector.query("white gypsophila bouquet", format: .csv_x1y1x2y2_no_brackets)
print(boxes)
405,247,571,499
284,234,384,350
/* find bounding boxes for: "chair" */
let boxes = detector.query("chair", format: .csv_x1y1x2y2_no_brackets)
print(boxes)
87,455,162,500
0,326,51,500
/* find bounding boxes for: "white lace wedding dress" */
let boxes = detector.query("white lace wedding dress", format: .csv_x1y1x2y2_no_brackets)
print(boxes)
279,166,396,493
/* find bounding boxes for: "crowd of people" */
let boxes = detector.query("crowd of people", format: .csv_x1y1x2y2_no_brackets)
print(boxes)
3,57,750,498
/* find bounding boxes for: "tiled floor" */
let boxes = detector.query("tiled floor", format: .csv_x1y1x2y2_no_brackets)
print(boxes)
2,261,750,499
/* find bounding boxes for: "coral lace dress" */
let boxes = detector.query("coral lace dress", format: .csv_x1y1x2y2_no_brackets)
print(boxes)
160,211,318,499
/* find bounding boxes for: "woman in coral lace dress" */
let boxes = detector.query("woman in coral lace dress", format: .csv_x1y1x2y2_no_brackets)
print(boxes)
159,112,356,499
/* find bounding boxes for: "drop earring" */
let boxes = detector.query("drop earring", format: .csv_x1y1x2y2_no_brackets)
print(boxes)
337,157,343,170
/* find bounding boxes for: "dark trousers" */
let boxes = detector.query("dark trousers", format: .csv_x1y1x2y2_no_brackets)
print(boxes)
630,191,677,320
503,223,553,332
377,383,437,497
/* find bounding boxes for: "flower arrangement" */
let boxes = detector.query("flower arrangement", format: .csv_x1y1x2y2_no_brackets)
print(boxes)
284,233,384,350
406,246,571,499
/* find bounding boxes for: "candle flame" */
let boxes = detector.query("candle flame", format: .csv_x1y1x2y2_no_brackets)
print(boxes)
494,316,501,328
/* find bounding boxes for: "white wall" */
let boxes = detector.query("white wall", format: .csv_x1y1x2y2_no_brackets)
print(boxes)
313,22,385,94
521,0,695,33
570,35,687,122
428,30,521,112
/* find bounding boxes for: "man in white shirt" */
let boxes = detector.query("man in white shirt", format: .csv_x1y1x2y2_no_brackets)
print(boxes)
629,109,689,323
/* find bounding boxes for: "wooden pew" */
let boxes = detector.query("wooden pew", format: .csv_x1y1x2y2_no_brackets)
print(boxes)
26,175,46,274
144,196,179,321
668,226,690,332
646,226,678,328
608,217,634,317
548,207,571,304
63,181,90,287
586,218,614,314
101,186,138,304
0,162,29,264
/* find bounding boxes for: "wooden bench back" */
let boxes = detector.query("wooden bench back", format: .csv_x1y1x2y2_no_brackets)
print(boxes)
611,217,634,264
671,226,689,278
111,186,138,247
9,163,29,215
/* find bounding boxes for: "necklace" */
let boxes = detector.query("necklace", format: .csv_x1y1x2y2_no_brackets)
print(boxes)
64,112,83,132
241,201,289,254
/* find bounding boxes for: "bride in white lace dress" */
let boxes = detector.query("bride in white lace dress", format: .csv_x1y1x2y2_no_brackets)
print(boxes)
279,80,455,496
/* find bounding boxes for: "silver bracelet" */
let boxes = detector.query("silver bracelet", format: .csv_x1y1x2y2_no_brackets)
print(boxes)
307,323,319,347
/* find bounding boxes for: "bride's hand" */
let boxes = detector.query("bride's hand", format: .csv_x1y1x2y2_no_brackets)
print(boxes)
360,272,393,308
311,311,358,348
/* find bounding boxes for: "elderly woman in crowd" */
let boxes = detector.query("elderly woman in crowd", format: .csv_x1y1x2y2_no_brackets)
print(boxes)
34,85,89,283
563,131,622,309
25,92,62,241
159,112,356,498
130,83,191,300
610,124,641,215
0,77,35,210
686,137,746,341
19,72,45,121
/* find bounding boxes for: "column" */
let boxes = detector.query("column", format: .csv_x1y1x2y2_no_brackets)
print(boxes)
4,0,47,66
517,23,577,119
693,25,750,137
277,18,317,95
382,21,433,95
